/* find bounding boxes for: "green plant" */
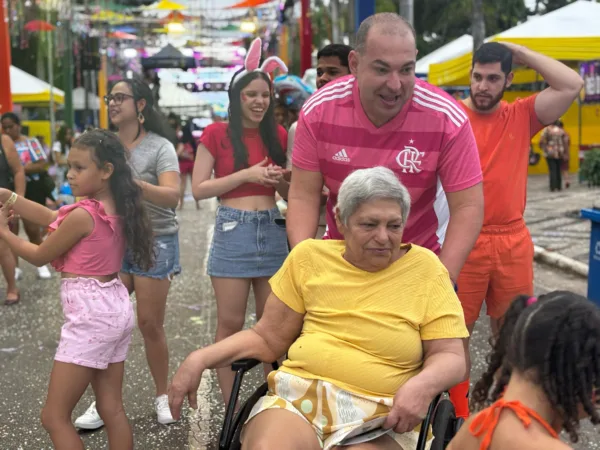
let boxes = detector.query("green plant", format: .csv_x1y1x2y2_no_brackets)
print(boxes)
580,148,600,187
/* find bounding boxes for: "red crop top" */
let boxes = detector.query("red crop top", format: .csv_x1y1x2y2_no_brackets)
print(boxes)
48,199,125,275
200,122,288,200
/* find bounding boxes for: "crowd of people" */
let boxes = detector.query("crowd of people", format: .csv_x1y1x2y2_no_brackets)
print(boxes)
0,11,597,450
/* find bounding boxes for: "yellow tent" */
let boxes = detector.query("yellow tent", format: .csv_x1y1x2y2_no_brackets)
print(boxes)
10,65,64,104
427,0,600,175
10,66,64,146
428,0,600,87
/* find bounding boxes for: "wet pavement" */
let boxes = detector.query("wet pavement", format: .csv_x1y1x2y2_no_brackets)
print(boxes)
1,186,598,449
525,175,600,264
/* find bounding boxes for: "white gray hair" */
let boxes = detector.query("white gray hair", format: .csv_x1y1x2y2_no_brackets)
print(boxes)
337,167,411,226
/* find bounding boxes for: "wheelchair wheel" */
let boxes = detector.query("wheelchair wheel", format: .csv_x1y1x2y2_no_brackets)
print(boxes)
229,382,269,450
431,399,456,450
454,417,465,434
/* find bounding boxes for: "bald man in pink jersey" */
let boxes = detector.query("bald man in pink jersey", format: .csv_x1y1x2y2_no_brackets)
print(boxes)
286,12,484,420
288,13,483,281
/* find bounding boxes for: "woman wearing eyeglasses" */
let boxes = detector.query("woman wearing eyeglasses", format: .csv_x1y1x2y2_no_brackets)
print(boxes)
74,77,181,429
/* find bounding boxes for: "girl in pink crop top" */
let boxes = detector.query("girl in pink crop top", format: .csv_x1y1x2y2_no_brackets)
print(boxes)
0,130,154,450
48,199,125,275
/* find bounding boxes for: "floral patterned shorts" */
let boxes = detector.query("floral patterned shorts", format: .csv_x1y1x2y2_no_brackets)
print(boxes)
243,370,432,449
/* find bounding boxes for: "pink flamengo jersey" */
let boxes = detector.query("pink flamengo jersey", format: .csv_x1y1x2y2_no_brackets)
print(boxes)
292,75,483,254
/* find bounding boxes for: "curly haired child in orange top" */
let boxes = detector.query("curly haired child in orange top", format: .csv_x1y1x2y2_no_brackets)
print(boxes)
448,291,600,450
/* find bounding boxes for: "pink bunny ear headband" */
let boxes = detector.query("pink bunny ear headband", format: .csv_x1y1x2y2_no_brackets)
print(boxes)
231,37,288,87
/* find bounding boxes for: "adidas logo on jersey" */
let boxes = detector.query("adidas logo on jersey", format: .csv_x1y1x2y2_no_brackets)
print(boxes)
332,149,350,162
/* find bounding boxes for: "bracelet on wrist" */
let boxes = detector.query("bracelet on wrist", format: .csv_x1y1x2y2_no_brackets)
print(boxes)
4,192,17,208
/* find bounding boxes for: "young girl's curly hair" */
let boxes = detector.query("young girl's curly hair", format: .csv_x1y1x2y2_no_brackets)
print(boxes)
73,130,154,271
471,291,600,442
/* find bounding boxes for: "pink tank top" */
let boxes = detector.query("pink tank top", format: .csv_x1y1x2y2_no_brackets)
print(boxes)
48,199,125,275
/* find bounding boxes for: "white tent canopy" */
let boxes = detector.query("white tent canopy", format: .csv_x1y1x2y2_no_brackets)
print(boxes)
416,35,473,76
10,65,65,102
73,87,100,110
498,0,600,38
416,0,600,76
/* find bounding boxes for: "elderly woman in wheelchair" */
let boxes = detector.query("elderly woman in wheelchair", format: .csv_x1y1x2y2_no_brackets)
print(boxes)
169,167,469,450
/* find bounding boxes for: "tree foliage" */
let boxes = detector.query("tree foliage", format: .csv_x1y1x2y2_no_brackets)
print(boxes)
532,0,578,14
374,0,575,57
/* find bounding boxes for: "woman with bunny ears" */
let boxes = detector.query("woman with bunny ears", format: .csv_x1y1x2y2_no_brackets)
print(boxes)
190,38,289,405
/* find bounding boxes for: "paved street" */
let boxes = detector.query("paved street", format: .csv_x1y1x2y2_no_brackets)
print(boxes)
525,174,600,264
0,178,598,449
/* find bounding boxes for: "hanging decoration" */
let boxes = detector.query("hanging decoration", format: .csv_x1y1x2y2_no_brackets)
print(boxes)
144,0,187,11
227,0,274,8
89,11,135,25
108,31,138,40
24,20,56,32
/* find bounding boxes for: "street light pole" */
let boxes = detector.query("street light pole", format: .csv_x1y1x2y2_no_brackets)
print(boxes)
46,2,56,146
300,0,312,76
399,0,414,26
62,0,74,129
331,0,340,44
0,0,13,114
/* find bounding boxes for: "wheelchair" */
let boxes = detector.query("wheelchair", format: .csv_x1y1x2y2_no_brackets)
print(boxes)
218,359,464,450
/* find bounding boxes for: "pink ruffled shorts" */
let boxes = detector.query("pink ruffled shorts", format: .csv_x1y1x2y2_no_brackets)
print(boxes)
55,277,134,369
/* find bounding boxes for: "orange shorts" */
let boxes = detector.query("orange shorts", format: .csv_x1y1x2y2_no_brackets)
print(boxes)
457,220,534,325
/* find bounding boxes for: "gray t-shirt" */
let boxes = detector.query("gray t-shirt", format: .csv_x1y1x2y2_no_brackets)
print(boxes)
128,132,180,236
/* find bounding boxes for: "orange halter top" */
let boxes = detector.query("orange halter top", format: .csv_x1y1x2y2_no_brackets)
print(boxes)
469,398,559,450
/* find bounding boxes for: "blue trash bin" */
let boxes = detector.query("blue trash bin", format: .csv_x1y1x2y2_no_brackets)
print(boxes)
581,208,600,305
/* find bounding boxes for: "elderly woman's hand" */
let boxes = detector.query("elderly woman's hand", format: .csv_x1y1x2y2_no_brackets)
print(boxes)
168,351,205,420
383,377,435,434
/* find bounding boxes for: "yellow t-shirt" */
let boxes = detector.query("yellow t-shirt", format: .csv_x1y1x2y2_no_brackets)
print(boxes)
269,239,469,398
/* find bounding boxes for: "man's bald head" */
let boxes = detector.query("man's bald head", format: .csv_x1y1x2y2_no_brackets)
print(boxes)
348,13,418,128
355,13,416,54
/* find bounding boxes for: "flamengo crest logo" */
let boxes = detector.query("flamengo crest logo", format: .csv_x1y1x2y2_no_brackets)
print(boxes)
396,141,424,173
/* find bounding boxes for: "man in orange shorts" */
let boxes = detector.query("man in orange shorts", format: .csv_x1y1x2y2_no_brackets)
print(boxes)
449,42,584,418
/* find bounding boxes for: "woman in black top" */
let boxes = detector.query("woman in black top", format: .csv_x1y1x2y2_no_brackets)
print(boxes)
0,134,26,304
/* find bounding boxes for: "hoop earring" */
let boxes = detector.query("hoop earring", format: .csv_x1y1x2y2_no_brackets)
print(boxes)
138,112,145,124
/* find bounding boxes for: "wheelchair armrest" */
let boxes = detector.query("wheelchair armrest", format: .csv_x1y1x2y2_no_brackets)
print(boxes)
231,359,261,372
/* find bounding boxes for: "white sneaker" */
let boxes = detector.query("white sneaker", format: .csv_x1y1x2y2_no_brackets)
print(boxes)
155,394,176,425
74,401,104,430
15,268,22,280
37,265,52,279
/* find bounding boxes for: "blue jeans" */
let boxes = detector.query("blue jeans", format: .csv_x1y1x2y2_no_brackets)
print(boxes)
208,206,288,278
121,232,181,280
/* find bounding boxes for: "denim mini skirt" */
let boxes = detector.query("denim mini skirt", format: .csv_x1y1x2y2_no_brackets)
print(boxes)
208,206,289,278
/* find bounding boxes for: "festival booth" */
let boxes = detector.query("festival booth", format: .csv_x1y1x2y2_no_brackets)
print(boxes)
426,0,600,175
416,34,473,81
10,65,64,146
142,44,196,70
